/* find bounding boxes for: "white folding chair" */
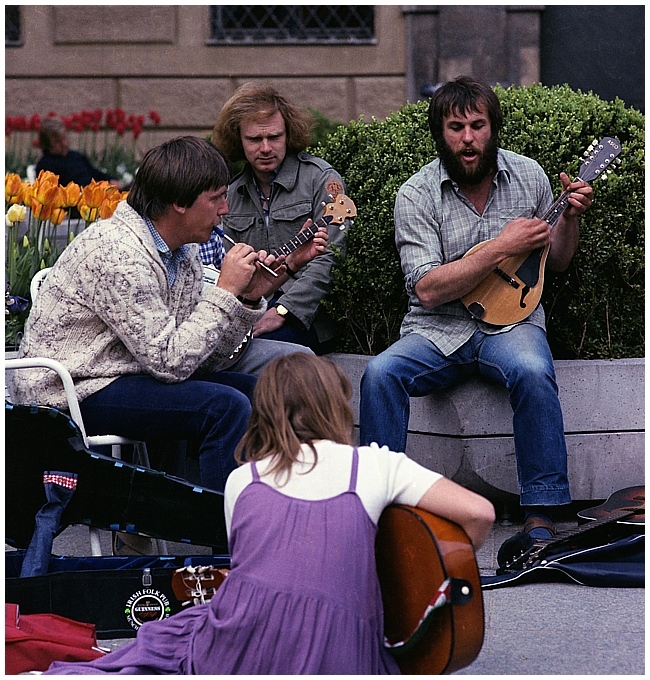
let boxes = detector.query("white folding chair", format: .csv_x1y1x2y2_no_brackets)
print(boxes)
6,268,164,556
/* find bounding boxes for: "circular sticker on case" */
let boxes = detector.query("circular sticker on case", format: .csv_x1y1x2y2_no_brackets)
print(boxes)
125,588,172,631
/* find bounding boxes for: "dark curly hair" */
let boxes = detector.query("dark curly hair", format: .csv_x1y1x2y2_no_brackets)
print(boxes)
428,76,503,148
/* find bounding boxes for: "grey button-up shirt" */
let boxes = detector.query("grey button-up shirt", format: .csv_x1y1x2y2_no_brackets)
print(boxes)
395,148,553,356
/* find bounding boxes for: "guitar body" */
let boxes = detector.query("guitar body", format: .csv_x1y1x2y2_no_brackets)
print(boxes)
460,241,549,325
375,505,484,674
577,486,645,526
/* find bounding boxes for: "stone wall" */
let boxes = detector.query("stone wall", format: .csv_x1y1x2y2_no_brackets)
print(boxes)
329,354,645,505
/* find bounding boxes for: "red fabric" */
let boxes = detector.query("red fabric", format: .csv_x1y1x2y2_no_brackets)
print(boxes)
5,603,106,674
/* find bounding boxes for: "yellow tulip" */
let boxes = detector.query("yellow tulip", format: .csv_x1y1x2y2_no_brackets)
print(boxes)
6,204,27,224
22,235,30,248
78,204,99,224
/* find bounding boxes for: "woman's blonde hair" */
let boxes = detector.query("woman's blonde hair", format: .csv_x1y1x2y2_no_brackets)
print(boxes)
235,353,354,483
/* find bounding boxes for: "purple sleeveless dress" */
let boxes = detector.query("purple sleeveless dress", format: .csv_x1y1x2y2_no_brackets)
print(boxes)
46,448,400,674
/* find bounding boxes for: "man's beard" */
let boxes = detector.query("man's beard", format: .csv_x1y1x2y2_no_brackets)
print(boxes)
437,135,499,186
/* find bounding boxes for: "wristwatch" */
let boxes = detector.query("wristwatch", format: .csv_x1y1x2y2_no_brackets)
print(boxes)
276,304,289,317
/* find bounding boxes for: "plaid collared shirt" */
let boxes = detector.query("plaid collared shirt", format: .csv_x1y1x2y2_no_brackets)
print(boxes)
395,148,553,356
198,228,226,268
144,216,188,287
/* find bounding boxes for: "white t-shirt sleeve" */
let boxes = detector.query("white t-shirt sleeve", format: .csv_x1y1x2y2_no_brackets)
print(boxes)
356,443,443,525
224,463,254,537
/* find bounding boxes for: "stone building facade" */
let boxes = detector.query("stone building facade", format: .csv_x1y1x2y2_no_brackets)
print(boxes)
5,5,642,148
5,5,545,143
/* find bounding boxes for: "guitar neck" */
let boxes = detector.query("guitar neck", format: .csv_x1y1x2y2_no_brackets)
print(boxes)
538,507,636,553
270,217,327,259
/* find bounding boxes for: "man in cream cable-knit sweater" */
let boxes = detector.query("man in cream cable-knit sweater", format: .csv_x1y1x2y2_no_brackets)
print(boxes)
11,136,328,494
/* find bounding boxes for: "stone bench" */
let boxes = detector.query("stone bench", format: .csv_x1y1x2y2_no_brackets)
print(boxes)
329,354,644,504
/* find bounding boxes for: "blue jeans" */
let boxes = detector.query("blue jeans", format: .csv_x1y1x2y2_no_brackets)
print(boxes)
359,326,571,506
79,372,256,493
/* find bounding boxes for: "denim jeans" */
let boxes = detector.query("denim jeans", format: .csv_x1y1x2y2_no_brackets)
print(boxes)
223,337,313,376
80,372,256,493
359,326,571,506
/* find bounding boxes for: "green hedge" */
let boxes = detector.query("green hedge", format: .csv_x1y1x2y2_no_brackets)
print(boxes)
312,84,644,359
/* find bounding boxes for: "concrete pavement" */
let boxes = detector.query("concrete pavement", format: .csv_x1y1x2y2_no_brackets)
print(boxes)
14,512,635,675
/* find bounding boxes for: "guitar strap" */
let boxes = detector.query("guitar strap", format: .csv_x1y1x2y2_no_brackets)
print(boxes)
384,576,474,657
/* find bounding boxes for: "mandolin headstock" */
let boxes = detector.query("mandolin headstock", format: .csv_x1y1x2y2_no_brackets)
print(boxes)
578,137,622,183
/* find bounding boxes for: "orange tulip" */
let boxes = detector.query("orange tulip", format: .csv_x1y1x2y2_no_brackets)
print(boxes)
30,199,54,222
80,179,109,210
5,173,23,204
61,181,82,208
49,207,68,226
98,195,122,220
31,172,60,207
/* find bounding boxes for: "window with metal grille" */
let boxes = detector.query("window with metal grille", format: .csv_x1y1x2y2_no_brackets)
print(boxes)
5,6,22,45
209,6,375,45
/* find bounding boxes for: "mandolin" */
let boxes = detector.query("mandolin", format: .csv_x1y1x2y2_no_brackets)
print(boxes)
461,137,622,326
202,193,356,365
172,503,484,675
498,485,644,575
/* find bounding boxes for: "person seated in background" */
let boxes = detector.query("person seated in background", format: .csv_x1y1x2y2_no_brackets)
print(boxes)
35,117,121,188
43,352,495,675
208,83,350,355
10,136,328,498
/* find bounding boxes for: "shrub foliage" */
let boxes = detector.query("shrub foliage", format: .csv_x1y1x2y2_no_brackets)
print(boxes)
313,84,644,359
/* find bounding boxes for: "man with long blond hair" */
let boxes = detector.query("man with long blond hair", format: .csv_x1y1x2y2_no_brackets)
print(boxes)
207,83,349,354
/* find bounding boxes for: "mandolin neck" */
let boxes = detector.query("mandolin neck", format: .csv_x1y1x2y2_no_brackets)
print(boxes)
542,185,575,228
270,216,329,259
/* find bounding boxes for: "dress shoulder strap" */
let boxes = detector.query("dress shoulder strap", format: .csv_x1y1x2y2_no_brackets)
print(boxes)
348,446,359,492
250,461,260,482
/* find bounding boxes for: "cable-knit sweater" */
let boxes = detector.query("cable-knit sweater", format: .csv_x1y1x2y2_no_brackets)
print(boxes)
11,201,265,410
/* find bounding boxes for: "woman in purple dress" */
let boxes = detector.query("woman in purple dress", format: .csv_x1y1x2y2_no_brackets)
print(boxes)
46,353,494,675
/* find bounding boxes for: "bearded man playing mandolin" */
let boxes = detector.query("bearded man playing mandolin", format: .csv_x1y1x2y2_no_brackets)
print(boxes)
360,76,594,541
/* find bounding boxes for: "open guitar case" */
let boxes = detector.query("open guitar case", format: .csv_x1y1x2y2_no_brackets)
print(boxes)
5,403,230,638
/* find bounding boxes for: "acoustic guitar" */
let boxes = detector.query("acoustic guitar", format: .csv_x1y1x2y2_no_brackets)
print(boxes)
375,505,484,674
498,485,644,575
171,504,484,675
202,193,356,366
461,137,622,326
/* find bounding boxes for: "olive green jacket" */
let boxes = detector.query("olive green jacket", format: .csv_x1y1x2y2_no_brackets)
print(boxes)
223,152,349,343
